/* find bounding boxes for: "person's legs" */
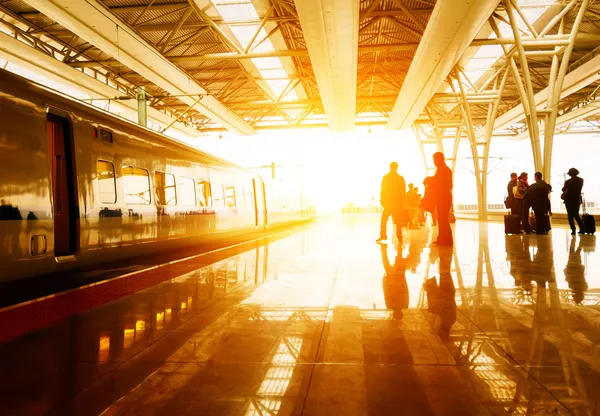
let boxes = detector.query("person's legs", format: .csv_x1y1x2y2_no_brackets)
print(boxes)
510,200,519,216
436,198,453,245
533,207,547,234
573,204,583,231
380,208,391,239
520,201,531,233
566,204,576,232
392,210,403,240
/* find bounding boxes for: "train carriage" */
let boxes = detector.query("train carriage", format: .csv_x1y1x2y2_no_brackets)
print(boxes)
0,68,314,282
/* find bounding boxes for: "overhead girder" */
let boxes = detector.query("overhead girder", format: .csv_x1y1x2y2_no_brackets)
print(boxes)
0,31,200,138
476,47,600,141
385,0,501,131
295,0,360,132
23,0,255,135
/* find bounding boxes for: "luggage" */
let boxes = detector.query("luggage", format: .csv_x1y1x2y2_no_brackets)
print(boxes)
504,214,521,235
581,195,596,235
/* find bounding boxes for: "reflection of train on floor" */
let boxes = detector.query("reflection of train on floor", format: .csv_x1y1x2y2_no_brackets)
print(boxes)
0,69,315,282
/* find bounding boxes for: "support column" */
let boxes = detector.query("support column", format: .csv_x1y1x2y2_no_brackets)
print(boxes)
137,86,147,128
504,0,543,171
542,0,589,180
453,70,485,220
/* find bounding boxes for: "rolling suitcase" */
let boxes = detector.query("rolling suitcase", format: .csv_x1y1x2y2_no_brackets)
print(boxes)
504,214,521,235
582,195,596,235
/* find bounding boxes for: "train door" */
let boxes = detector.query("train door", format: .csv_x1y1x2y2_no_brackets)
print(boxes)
47,113,79,257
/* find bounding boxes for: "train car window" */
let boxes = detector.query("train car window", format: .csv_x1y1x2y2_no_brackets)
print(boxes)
155,172,177,206
178,177,196,206
122,166,151,204
225,186,236,208
214,184,225,207
236,188,245,208
94,128,114,143
97,160,117,204
198,181,212,207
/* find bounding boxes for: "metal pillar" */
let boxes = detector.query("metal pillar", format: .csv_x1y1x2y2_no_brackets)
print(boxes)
504,0,543,171
453,70,485,220
137,86,147,128
542,0,589,180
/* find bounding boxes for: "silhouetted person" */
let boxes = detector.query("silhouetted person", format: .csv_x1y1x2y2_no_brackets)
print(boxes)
431,152,453,246
515,172,531,234
524,172,551,235
564,237,587,304
424,246,456,339
506,172,518,215
380,244,409,319
405,183,420,229
562,167,584,235
421,176,436,226
377,162,406,243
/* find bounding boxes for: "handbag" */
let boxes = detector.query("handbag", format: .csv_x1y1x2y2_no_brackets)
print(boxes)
449,212,456,223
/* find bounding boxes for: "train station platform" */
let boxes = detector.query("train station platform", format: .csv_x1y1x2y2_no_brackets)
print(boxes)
0,215,598,415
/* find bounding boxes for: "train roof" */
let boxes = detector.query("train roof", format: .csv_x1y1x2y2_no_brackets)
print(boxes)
0,68,256,175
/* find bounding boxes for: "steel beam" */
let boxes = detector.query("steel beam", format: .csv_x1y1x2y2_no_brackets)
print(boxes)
67,43,420,67
24,0,254,135
477,48,600,141
295,0,359,132
0,31,200,138
386,0,501,130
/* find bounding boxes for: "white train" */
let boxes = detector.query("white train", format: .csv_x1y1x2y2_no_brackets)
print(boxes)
0,69,315,281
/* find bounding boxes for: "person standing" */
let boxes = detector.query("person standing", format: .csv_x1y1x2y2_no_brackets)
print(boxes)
562,167,584,235
514,172,531,234
431,152,453,246
377,162,406,243
506,172,518,215
524,172,552,235
405,183,420,230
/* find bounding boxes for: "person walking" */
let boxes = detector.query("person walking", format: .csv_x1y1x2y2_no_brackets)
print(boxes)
562,167,584,235
377,162,406,243
506,172,518,215
524,172,552,235
514,172,531,234
431,152,453,246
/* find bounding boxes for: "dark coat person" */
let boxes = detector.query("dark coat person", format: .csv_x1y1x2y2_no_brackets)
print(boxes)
377,162,406,242
506,172,518,215
562,168,584,235
431,152,453,246
524,172,551,235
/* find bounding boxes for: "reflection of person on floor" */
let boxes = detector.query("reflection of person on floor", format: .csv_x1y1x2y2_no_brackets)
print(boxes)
564,237,588,304
0,199,23,258
380,244,409,320
377,162,406,243
406,231,426,273
506,236,533,296
431,152,453,246
424,246,456,338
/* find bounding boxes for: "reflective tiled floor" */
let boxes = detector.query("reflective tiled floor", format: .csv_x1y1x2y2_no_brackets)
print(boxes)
1,215,599,415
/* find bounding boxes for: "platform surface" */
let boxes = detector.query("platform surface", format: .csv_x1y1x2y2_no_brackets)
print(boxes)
1,215,599,415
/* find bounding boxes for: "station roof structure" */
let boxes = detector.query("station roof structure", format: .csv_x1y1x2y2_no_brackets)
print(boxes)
0,0,599,140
